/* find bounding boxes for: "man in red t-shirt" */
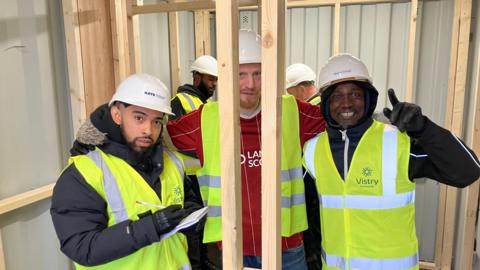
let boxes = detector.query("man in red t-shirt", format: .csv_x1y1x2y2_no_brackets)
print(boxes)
167,29,325,270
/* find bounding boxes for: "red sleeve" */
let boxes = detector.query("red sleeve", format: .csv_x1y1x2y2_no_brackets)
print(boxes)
166,107,204,163
297,99,326,147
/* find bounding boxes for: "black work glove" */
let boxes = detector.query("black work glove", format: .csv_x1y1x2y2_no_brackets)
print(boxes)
180,214,206,236
179,201,203,236
70,140,96,156
383,89,426,136
151,204,185,235
184,201,202,216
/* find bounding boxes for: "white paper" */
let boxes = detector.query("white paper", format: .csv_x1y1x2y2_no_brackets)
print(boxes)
160,206,209,240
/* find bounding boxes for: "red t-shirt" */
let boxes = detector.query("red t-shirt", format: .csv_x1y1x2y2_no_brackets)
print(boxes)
167,99,325,256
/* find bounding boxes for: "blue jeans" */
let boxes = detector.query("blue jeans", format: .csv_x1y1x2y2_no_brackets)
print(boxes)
243,244,308,270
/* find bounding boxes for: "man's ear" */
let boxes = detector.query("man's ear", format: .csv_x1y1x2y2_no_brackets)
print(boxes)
110,105,122,125
193,72,201,87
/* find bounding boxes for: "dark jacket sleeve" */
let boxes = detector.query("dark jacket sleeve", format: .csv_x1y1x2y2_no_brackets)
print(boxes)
409,118,480,187
50,164,161,266
170,96,187,121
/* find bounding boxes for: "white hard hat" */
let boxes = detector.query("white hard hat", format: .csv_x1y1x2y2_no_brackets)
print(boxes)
317,53,372,92
286,63,316,89
190,55,218,77
109,73,174,115
239,29,261,64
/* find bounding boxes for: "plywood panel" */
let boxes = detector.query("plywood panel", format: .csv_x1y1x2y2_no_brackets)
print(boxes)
77,0,115,113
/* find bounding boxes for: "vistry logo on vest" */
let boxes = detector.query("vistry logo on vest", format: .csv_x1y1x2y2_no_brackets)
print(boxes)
355,167,379,187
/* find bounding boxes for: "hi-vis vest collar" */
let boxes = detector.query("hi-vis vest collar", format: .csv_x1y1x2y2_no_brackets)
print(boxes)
304,122,418,270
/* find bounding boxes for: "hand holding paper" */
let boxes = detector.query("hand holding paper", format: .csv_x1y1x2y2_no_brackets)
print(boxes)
160,206,209,240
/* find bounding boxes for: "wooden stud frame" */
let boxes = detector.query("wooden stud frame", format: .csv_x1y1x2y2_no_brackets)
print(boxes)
1,0,477,269
0,229,5,270
436,1,473,269
194,10,211,57
261,1,286,268
215,1,243,269
168,0,182,93
459,32,480,270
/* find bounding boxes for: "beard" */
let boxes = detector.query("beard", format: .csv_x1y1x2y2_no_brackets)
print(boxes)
198,80,214,98
126,137,157,163
120,125,157,157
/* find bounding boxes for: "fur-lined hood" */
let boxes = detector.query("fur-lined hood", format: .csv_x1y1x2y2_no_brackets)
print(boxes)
76,119,107,146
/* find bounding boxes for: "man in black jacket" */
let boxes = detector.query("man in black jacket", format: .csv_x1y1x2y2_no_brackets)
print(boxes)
303,54,480,269
51,74,202,269
170,55,218,120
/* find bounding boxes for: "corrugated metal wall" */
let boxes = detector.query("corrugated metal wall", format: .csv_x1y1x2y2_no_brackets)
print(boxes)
0,0,72,269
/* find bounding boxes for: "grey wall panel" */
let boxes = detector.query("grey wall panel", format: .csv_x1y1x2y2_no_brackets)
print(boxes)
1,201,72,270
139,0,195,91
0,0,72,269
178,11,195,86
139,12,171,87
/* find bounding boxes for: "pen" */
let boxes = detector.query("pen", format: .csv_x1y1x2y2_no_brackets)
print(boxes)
136,200,166,209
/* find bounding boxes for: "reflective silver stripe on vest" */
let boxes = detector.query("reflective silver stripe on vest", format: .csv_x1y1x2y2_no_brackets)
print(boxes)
281,167,303,182
198,175,221,188
207,205,222,217
178,263,191,270
282,193,305,208
86,151,129,223
350,253,418,270
180,93,197,112
183,157,201,169
165,151,185,177
319,191,415,209
199,168,301,187
322,249,346,269
304,135,321,179
382,125,398,195
322,249,418,270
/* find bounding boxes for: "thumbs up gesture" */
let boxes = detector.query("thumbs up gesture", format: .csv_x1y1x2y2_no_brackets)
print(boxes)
383,89,426,135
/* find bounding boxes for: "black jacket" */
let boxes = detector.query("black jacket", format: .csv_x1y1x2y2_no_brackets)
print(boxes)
50,105,200,266
325,116,480,187
170,84,209,120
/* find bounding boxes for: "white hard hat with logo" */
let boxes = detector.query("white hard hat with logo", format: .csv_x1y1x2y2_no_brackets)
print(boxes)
109,73,174,115
286,63,316,89
317,53,372,92
190,55,218,77
239,29,261,64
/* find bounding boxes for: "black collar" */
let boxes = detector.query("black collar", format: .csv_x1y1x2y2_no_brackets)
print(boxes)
326,117,373,141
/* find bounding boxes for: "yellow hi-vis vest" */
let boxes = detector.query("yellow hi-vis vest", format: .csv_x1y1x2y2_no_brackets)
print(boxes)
308,95,321,106
70,148,190,270
174,92,204,176
176,92,204,114
199,95,308,243
303,121,418,270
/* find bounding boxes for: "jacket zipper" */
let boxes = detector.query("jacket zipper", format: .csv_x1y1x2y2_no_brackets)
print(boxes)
340,130,349,180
